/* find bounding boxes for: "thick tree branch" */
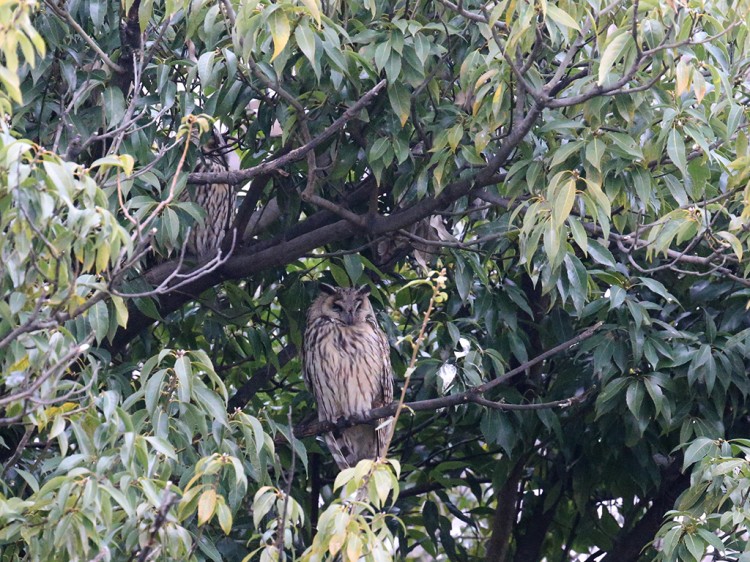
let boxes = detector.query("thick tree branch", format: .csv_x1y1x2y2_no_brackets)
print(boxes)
599,463,690,562
486,459,525,562
293,322,603,438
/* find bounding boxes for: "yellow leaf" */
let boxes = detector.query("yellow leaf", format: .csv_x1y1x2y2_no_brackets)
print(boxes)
269,10,291,62
197,489,217,525
112,295,129,328
328,531,345,556
552,177,577,227
0,65,22,103
447,124,463,152
10,355,30,373
693,70,706,104
675,57,692,97
216,499,233,535
505,0,517,26
474,69,498,92
475,130,490,153
345,535,363,561
492,83,504,107
299,0,321,27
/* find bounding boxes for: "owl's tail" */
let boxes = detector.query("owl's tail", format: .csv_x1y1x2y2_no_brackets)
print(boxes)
325,425,379,470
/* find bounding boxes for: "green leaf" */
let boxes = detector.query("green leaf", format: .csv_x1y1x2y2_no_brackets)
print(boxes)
568,216,588,254
175,354,192,403
387,82,410,127
682,437,717,470
216,498,233,535
89,300,109,344
368,137,390,163
643,376,664,417
447,124,463,152
598,31,632,86
638,277,678,304
294,23,316,69
103,87,126,131
374,41,390,71
585,138,605,170
608,285,626,310
0,65,22,103
144,369,167,415
138,0,153,31
343,254,363,284
625,380,645,419
145,436,177,460
683,532,706,562
550,140,583,168
197,51,216,87
667,127,688,176
587,239,616,268
111,295,129,328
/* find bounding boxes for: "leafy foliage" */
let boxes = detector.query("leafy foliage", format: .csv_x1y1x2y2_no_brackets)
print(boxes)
1,0,750,560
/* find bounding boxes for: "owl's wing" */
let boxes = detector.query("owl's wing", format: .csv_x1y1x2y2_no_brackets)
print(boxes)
301,335,312,392
378,328,394,407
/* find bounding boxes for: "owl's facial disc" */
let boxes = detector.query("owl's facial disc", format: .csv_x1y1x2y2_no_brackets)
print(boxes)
331,300,354,325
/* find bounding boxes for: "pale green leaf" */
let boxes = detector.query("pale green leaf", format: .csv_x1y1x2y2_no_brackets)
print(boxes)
598,31,632,86
545,4,580,31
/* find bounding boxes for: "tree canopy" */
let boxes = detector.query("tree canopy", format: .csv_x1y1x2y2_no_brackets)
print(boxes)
2,0,750,560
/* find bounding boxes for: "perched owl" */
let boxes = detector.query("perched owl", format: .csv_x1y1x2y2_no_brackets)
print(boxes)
303,284,394,469
180,129,234,258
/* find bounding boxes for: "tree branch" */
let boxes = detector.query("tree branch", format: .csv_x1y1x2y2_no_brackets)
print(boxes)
486,459,525,562
187,80,387,185
293,322,603,438
599,463,690,562
228,345,297,410
44,0,126,73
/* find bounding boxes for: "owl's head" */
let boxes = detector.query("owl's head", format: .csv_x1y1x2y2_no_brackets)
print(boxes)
313,284,375,326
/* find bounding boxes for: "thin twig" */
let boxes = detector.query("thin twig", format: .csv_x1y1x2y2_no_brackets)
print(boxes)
133,486,178,562
381,271,445,456
0,334,95,408
0,425,33,478
187,80,387,185
44,0,125,73
275,408,297,558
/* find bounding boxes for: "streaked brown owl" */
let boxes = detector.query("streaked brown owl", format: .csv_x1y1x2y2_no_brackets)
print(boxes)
303,284,394,469
180,129,233,258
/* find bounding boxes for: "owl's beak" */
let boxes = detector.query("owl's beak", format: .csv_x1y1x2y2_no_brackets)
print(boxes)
344,311,355,325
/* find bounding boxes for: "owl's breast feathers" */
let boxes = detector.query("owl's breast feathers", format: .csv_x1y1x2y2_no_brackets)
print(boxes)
303,316,389,420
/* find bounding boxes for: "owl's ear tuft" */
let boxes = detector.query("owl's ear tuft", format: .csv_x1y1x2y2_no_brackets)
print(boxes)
320,283,338,295
356,285,371,297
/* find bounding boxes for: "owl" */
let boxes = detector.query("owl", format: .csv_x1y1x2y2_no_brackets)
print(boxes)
303,284,394,469
180,129,234,258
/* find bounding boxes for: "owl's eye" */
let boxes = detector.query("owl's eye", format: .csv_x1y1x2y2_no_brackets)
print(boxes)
332,303,343,312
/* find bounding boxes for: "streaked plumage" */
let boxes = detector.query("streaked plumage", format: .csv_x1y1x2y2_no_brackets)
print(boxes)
303,284,394,469
180,131,233,258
